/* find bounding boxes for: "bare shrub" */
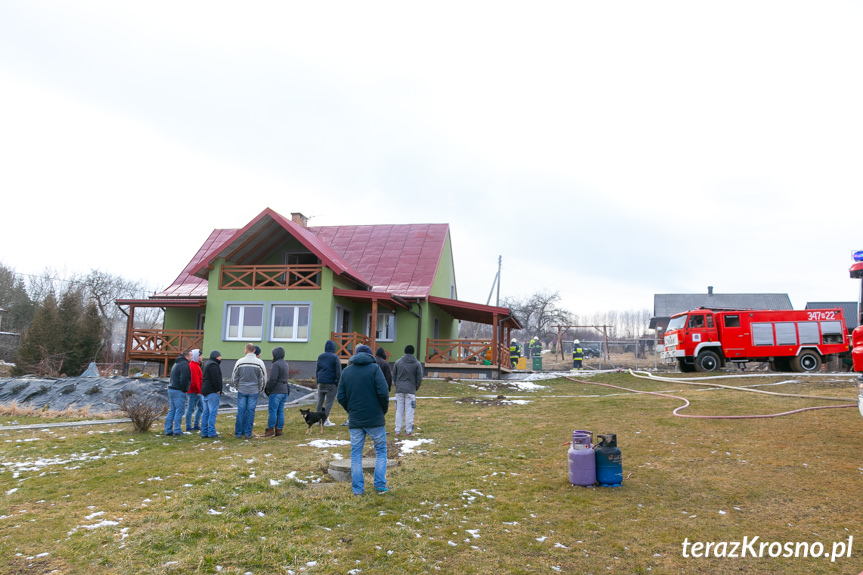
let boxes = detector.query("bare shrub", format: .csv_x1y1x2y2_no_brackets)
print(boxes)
112,391,167,433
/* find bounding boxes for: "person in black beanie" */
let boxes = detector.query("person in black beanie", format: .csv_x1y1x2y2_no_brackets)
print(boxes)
201,350,223,438
375,347,393,392
392,344,423,436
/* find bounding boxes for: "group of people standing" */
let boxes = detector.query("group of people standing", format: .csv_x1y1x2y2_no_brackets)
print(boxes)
508,336,543,368
164,348,223,437
161,340,424,496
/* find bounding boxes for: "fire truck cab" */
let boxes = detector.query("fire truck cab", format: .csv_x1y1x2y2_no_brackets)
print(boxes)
661,307,848,373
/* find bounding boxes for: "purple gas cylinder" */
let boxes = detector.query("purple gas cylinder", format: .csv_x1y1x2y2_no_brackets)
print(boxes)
568,430,596,486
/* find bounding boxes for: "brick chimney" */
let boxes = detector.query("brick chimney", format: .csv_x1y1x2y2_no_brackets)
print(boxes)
708,286,714,296
291,213,309,228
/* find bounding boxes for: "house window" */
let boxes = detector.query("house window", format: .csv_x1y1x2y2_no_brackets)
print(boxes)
270,303,311,342
365,312,396,342
225,304,264,340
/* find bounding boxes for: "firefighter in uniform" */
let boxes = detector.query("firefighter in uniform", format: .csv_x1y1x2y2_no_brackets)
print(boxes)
530,337,542,358
572,339,584,370
509,338,521,369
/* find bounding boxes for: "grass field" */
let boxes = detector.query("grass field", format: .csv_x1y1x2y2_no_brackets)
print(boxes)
1,371,861,574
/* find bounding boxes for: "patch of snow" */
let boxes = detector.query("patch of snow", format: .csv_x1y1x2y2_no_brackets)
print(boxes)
397,438,434,455
297,439,351,448
81,520,120,529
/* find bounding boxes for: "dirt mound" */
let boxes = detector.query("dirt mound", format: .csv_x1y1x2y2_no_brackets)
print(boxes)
454,395,510,407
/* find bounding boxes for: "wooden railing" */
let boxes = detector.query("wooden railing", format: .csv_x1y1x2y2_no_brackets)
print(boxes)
425,339,507,366
128,329,204,359
331,332,371,361
220,265,322,290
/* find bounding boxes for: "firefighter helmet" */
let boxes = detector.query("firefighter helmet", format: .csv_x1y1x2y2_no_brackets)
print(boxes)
573,339,580,344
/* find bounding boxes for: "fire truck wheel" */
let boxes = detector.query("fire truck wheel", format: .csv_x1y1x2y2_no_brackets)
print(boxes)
694,350,721,372
791,351,822,372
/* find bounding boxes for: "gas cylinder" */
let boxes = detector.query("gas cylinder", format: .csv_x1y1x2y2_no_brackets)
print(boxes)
595,433,623,486
568,430,596,486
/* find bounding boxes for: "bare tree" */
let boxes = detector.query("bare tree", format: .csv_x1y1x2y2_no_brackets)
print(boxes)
80,270,164,363
502,290,573,344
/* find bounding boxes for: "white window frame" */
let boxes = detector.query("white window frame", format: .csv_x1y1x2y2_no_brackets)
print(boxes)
224,303,265,341
268,302,312,342
365,311,396,342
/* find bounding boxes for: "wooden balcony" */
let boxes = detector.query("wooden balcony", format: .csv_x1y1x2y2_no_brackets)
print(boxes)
331,332,371,361
425,338,510,368
128,329,204,361
220,265,322,290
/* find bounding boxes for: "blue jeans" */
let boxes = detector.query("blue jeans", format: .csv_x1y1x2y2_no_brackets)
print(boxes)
349,426,387,494
185,394,203,429
267,393,287,429
235,393,258,438
201,393,220,437
164,389,187,435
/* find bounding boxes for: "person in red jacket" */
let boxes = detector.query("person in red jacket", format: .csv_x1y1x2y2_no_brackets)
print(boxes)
185,349,204,431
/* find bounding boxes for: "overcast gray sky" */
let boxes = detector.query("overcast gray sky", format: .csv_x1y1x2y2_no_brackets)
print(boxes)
2,1,862,316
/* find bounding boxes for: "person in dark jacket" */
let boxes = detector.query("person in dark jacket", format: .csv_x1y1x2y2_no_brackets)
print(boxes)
337,344,389,495
265,346,290,437
392,345,423,436
164,350,191,436
375,347,393,392
315,340,342,426
201,350,223,438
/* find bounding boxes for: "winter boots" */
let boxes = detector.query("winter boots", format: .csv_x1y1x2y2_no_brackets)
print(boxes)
264,427,275,437
275,428,283,437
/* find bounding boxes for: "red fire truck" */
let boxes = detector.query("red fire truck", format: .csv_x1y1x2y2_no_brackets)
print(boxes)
660,307,849,372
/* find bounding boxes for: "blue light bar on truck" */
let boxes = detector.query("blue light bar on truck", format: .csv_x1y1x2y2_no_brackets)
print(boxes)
854,250,863,262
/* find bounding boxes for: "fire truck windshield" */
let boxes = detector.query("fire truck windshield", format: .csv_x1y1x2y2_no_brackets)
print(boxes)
667,315,687,331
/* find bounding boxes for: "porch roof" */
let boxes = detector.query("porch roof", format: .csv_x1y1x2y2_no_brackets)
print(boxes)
332,288,408,310
116,298,207,308
428,296,522,329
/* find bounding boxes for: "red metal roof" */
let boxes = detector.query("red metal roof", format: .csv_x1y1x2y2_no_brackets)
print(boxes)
310,223,450,297
153,229,236,298
154,209,450,299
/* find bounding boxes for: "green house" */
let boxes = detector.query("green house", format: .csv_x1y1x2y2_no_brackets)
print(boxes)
117,208,521,378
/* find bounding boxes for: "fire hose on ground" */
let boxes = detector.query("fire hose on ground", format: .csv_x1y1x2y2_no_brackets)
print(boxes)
563,370,857,419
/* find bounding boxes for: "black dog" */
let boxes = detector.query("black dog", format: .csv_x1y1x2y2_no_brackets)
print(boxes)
300,408,327,434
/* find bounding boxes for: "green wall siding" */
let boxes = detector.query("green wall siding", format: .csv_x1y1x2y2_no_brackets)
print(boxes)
163,307,201,332
200,258,340,361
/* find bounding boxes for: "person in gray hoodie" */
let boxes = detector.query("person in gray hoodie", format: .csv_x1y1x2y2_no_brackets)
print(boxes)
264,346,290,437
315,340,342,426
392,344,423,435
231,343,267,438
